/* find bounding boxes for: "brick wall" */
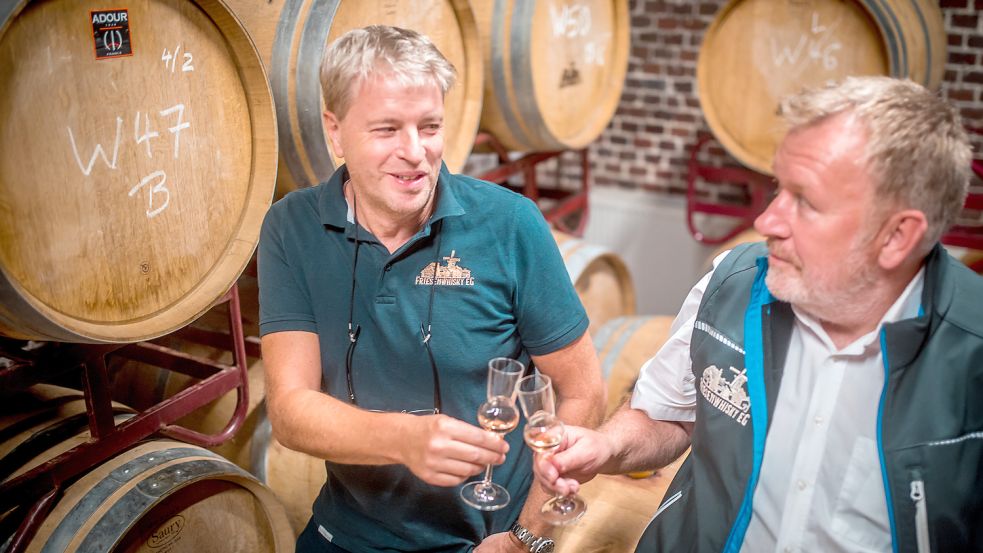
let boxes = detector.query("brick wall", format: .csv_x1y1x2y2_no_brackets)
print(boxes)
515,0,983,226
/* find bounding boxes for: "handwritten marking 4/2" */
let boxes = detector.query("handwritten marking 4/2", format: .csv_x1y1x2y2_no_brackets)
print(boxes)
161,45,194,73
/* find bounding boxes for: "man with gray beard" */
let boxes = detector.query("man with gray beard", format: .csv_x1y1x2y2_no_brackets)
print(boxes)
534,76,983,553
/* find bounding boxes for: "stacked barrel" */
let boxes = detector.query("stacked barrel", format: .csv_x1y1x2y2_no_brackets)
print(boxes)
0,0,647,550
0,0,290,550
698,0,946,175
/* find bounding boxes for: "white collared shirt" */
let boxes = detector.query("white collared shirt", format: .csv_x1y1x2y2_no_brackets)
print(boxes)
631,252,925,552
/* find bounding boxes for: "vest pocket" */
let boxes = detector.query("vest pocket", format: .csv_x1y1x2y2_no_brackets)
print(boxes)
888,431,983,552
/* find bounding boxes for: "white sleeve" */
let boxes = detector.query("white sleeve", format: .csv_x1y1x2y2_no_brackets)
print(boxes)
629,250,730,422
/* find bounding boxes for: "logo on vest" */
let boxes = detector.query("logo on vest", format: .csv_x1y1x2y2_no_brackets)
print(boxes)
700,365,750,426
415,250,475,286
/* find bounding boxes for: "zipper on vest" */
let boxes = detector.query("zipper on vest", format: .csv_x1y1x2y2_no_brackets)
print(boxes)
909,473,930,553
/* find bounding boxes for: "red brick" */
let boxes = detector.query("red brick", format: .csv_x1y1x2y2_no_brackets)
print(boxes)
948,51,977,64
947,88,976,100
547,0,983,199
965,72,983,85
951,14,979,28
699,3,718,16
961,108,983,120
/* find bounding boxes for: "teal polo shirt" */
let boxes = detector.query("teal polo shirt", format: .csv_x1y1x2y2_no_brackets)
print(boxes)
257,163,588,552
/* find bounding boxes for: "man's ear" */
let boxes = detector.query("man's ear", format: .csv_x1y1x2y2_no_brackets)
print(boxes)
323,110,344,158
876,209,928,270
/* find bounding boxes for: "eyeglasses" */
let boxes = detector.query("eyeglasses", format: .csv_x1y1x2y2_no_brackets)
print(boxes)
344,186,442,415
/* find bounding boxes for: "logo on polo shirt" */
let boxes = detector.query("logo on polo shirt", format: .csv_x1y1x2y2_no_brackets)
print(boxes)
700,365,750,426
415,250,475,286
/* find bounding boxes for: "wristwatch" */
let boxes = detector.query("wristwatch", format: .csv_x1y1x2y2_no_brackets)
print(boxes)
509,521,555,553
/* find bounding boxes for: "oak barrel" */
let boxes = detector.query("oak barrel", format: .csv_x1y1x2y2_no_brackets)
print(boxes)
246,402,325,534
24,439,294,552
111,359,318,534
0,385,133,485
0,0,277,343
698,0,946,174
222,0,483,193
472,0,630,152
0,385,293,552
552,231,636,336
593,315,675,417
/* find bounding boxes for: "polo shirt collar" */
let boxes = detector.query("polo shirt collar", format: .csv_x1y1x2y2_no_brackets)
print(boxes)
318,165,350,229
317,162,466,233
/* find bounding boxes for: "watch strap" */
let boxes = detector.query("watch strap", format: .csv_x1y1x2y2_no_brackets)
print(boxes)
509,521,554,552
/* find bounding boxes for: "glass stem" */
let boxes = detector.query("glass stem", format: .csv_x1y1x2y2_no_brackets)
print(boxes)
478,434,503,488
481,464,494,486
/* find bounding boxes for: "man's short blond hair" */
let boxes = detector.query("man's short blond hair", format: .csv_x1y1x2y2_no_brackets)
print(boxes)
320,25,457,120
779,76,972,250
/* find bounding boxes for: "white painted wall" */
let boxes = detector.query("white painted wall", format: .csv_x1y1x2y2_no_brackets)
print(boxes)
581,187,722,317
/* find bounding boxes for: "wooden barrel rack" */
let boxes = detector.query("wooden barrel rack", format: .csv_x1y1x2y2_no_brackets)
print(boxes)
0,285,254,553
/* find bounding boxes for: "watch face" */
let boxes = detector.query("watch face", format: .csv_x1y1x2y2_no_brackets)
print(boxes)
536,542,555,553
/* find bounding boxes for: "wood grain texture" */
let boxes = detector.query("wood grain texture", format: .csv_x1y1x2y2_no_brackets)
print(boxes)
25,439,294,552
0,0,276,342
552,230,636,337
592,315,674,417
473,0,630,151
698,0,946,175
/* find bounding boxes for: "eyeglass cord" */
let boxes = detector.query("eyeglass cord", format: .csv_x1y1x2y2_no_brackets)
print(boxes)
346,180,443,413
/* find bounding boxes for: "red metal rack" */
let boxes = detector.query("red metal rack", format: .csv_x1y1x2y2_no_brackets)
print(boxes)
685,134,774,245
0,285,252,553
474,132,591,236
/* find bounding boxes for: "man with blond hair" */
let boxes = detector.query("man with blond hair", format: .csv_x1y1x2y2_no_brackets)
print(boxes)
257,25,603,553
536,76,982,552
